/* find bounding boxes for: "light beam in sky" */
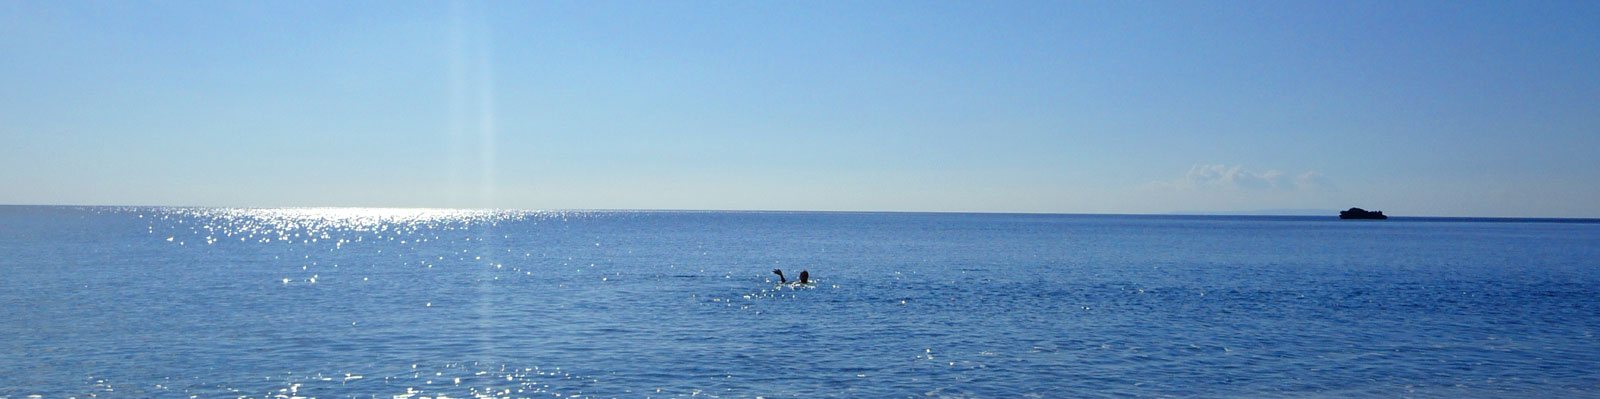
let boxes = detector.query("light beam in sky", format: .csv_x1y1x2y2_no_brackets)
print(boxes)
447,1,499,209
476,30,497,210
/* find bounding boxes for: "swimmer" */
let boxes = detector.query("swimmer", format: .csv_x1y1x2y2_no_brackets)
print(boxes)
772,269,810,285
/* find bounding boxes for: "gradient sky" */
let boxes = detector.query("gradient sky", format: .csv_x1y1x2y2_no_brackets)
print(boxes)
3,1,1597,217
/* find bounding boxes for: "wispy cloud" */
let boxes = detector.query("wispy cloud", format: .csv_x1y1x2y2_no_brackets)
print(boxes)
1292,171,1329,191
1149,164,1330,192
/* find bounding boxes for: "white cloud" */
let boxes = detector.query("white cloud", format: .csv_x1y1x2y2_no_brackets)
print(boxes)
1293,171,1329,191
1150,164,1329,192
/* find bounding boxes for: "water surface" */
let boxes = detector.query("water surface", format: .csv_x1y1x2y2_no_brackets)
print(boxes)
1,206,1597,398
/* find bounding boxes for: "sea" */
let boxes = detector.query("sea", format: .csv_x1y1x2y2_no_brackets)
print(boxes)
1,206,1597,398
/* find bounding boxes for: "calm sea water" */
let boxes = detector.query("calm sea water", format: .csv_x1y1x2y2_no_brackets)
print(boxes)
1,206,1597,398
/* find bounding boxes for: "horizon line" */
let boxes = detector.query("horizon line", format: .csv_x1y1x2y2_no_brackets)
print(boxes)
4,203,1599,222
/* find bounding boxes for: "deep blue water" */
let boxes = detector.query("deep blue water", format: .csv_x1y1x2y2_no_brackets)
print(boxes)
2,206,1598,398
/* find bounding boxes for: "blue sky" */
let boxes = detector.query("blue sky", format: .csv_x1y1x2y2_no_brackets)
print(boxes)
2,1,1597,217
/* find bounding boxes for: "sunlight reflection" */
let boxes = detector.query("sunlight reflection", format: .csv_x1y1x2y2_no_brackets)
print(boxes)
164,207,533,236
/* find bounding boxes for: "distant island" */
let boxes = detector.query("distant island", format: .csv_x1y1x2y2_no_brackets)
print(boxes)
1339,207,1388,220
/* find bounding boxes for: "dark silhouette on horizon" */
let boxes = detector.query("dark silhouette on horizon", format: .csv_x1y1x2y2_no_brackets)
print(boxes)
772,269,810,285
1340,207,1388,220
